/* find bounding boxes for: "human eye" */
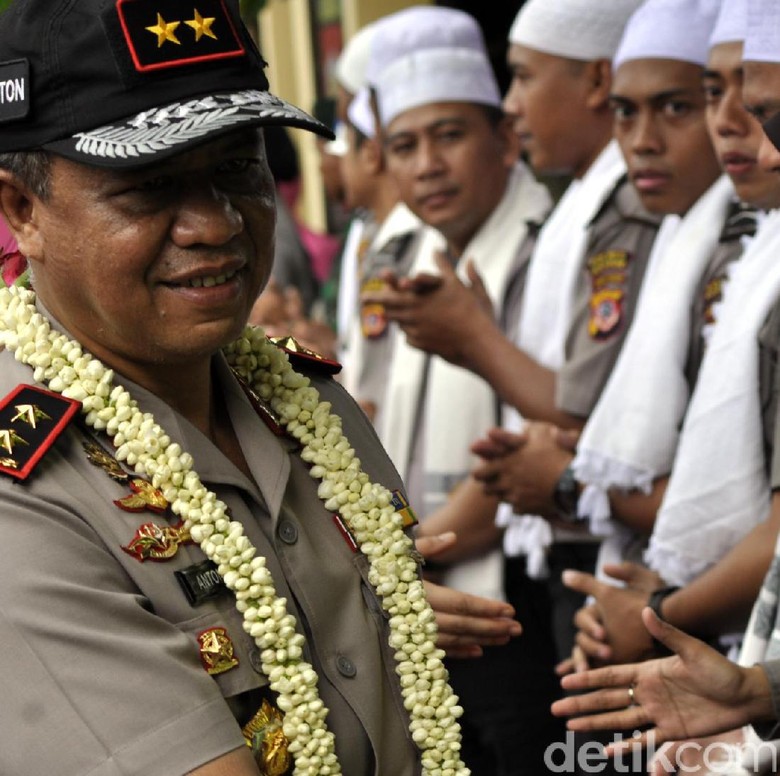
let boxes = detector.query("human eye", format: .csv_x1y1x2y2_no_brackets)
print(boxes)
609,100,635,122
702,82,723,104
663,99,693,118
133,174,174,193
217,157,262,175
386,138,415,158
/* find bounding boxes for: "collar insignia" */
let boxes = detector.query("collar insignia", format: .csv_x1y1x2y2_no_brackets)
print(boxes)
390,489,418,528
269,335,342,376
116,0,245,73
0,385,80,481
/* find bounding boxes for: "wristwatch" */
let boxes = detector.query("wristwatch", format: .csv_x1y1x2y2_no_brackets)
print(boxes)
552,464,580,521
647,585,680,656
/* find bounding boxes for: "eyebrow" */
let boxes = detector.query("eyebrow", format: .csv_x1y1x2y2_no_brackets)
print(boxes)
385,117,468,144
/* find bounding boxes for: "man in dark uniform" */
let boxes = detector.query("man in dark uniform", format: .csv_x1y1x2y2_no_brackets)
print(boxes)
0,2,519,774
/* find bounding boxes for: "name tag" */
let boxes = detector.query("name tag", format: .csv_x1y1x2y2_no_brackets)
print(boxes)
175,559,226,606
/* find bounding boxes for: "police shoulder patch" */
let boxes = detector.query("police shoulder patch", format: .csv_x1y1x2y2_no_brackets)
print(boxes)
0,385,81,480
269,335,342,376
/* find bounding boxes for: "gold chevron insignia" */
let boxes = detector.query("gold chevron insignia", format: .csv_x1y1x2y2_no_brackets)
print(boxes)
0,428,28,455
11,403,51,429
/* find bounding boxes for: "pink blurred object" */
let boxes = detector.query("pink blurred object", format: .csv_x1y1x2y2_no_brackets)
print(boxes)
0,219,24,286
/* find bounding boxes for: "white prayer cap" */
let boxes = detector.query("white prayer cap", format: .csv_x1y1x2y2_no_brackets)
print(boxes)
347,87,375,138
614,0,721,70
508,0,644,61
365,5,487,86
710,0,747,48
375,47,501,128
334,23,375,95
744,0,780,62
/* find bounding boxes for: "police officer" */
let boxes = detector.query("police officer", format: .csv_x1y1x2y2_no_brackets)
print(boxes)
0,1,519,774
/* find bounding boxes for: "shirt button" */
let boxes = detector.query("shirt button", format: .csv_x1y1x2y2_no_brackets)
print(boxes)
336,655,357,678
248,648,264,674
278,520,298,545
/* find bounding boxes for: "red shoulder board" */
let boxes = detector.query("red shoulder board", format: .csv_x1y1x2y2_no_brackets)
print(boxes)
0,385,81,481
269,335,342,376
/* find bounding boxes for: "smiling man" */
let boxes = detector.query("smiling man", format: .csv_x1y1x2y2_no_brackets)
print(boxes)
0,1,513,775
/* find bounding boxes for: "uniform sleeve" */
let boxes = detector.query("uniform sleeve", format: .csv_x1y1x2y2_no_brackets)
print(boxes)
556,237,654,417
0,482,245,776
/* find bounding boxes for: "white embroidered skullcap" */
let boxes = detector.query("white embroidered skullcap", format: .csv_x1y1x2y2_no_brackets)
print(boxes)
347,87,375,138
614,0,721,70
334,23,376,95
744,0,780,62
710,0,747,47
508,0,644,61
375,46,501,128
365,5,488,86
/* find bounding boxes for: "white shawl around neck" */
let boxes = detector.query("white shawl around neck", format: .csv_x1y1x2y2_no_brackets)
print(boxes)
379,162,551,598
494,141,628,577
646,209,780,586
572,175,735,538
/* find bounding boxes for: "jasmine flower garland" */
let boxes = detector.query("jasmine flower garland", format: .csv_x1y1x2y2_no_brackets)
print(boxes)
0,284,468,776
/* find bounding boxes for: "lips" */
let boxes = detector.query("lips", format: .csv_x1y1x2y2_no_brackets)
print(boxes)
163,259,245,290
720,151,756,177
418,188,457,209
632,168,671,193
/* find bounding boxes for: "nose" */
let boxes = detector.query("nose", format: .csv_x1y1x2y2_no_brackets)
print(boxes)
171,183,246,247
757,130,780,174
711,90,748,139
503,79,524,119
413,137,445,179
630,111,663,155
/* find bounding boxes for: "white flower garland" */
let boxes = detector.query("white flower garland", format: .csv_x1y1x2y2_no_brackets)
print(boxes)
0,285,468,776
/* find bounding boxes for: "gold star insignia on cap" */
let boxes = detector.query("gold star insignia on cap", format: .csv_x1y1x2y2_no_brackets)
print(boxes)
186,8,217,41
0,428,28,455
146,13,181,47
11,403,51,429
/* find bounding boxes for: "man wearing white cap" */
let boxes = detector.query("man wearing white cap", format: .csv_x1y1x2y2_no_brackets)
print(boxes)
358,6,558,774
368,2,663,700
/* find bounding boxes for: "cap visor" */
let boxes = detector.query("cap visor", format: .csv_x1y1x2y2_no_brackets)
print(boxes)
43,89,334,168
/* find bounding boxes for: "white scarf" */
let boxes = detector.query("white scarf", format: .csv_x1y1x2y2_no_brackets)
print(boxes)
495,141,627,578
380,162,551,598
340,202,422,399
646,210,780,586
573,175,735,539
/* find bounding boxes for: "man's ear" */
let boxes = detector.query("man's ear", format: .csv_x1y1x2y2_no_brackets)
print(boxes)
361,136,385,175
585,59,614,111
0,171,43,261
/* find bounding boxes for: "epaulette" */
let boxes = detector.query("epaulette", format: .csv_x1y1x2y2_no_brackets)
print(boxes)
269,335,342,376
0,384,81,480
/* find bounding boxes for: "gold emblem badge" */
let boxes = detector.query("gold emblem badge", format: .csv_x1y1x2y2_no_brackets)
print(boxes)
122,520,192,562
83,439,130,482
197,627,239,675
242,699,292,776
114,478,169,514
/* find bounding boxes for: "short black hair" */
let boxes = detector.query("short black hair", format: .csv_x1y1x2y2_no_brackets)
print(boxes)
0,150,53,199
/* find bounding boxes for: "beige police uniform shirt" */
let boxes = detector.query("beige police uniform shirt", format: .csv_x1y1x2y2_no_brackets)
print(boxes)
0,348,420,776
